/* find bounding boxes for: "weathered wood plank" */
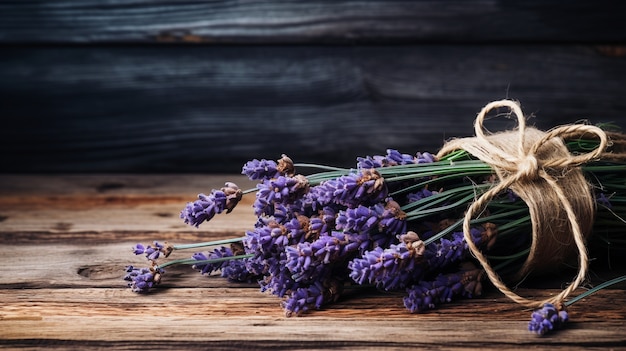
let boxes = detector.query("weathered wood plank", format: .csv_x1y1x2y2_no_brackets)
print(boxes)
0,287,624,349
0,1,624,44
1,45,625,173
0,175,257,242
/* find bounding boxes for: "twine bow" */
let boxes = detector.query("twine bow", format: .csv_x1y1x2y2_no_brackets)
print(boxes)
437,100,609,308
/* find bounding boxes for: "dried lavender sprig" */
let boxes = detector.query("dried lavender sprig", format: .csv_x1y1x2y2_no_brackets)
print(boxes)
526,259,626,335
124,265,164,293
403,262,485,313
348,226,485,291
192,246,256,282
132,241,172,260
528,275,626,335
124,254,254,294
253,175,309,216
131,237,246,261
180,182,247,227
282,277,344,317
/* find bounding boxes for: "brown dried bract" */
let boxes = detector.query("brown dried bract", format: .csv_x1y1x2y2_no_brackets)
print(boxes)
221,182,243,213
357,168,385,193
384,200,406,221
277,154,295,176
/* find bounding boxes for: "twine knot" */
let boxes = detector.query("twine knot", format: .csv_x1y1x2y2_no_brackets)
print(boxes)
436,100,609,308
518,155,539,180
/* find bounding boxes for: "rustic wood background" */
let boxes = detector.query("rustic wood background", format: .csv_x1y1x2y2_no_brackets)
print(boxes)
0,0,625,173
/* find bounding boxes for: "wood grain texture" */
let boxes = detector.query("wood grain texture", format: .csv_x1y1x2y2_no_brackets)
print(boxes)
0,174,257,241
0,0,624,44
2,45,625,173
0,175,625,349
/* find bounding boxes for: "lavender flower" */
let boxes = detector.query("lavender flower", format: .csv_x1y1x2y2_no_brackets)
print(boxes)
245,221,289,255
403,263,484,313
258,253,298,298
285,242,321,282
253,175,309,216
282,282,325,317
301,184,333,211
424,227,483,270
357,149,435,169
348,239,424,290
349,225,488,291
192,246,253,282
191,247,230,276
132,241,173,261
180,182,243,227
286,230,365,284
131,243,145,255
335,200,407,238
313,169,388,208
335,204,383,235
311,231,347,264
242,158,279,180
124,265,164,293
528,303,569,335
283,215,310,244
379,200,407,236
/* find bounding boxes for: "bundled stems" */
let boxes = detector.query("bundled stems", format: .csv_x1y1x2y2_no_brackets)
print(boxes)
124,102,626,336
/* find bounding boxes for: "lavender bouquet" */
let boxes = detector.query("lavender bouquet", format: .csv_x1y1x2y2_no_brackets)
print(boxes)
125,100,626,335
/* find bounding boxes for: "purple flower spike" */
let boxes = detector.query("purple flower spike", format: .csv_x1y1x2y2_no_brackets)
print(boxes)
348,231,425,290
283,282,325,317
357,149,436,169
336,204,383,235
379,200,407,236
124,265,164,293
416,152,435,164
254,175,309,216
424,228,483,270
242,158,279,180
528,303,569,335
349,242,422,290
181,183,242,227
192,246,254,282
181,192,226,227
136,241,173,261
315,169,388,208
403,263,484,313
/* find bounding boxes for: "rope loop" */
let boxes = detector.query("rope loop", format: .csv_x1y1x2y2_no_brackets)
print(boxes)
437,99,609,308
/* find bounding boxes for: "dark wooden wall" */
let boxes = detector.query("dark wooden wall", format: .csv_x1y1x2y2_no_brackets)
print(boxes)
1,1,625,173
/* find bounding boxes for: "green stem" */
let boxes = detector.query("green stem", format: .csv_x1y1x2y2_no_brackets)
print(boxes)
294,163,350,172
565,275,626,306
405,192,481,221
173,237,245,250
157,254,254,269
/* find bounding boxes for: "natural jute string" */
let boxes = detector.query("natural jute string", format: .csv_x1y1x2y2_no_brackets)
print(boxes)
436,100,609,308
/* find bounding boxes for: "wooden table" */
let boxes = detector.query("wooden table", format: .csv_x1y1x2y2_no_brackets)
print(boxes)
1,175,625,350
